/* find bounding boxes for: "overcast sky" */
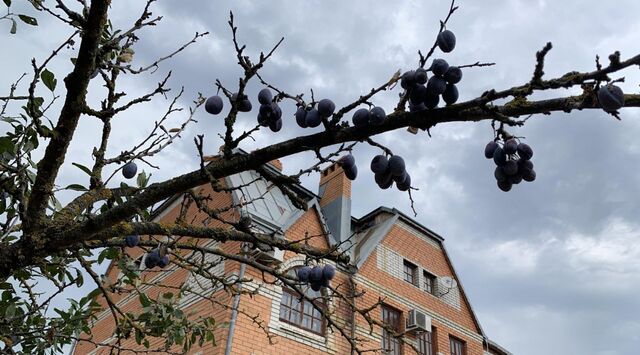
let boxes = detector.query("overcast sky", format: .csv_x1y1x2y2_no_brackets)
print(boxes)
3,1,640,354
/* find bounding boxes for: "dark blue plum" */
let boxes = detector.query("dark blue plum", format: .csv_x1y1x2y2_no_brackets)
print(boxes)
396,174,411,191
122,162,137,179
517,159,533,173
415,68,428,85
125,235,140,248
430,59,449,76
504,138,518,155
310,266,323,282
503,160,518,175
375,170,393,189
339,154,355,169
322,265,335,280
297,266,311,282
370,155,388,174
310,280,322,292
494,166,507,182
205,95,224,115
305,109,322,128
409,103,427,112
522,169,536,182
352,108,370,127
497,179,512,192
295,107,308,128
444,66,462,84
158,255,170,268
369,107,386,125
409,85,427,104
442,84,458,105
437,30,456,53
344,164,357,181
258,88,273,105
388,155,406,176
424,93,439,109
493,147,507,166
597,84,624,112
517,143,533,160
427,76,447,96
393,171,409,184
508,173,523,184
318,99,336,117
401,70,416,90
257,112,269,127
144,249,160,269
269,118,282,132
484,141,499,159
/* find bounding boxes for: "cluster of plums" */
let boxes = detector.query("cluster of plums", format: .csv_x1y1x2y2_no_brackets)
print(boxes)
350,106,387,127
485,138,536,191
296,264,335,291
400,29,461,112
338,154,358,181
371,154,411,191
256,89,283,132
124,234,169,269
295,98,336,128
597,84,625,112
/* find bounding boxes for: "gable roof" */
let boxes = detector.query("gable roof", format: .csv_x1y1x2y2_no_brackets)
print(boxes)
352,206,486,338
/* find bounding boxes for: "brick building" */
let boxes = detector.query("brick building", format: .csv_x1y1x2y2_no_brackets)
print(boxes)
72,159,510,355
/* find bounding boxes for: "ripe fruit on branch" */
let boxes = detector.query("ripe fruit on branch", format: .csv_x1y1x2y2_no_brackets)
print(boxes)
297,267,311,282
396,174,411,191
257,88,273,105
401,70,417,90
318,99,336,117
415,68,428,84
388,155,406,176
232,93,252,112
124,235,140,248
484,141,499,159
427,76,447,96
158,255,170,268
597,84,625,112
295,107,308,128
122,162,137,179
437,30,456,53
430,59,449,77
504,138,518,154
444,66,462,84
369,107,386,125
305,109,322,127
310,266,323,282
322,265,335,281
352,108,370,126
205,95,224,115
370,155,389,174
144,249,161,269
493,147,507,166
517,143,533,160
442,84,459,105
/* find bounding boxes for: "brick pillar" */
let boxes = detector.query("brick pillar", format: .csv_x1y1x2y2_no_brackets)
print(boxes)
318,163,352,257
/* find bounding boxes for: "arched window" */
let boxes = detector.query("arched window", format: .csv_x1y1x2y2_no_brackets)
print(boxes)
278,267,325,335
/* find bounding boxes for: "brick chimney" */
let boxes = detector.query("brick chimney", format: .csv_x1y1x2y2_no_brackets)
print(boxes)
318,163,352,256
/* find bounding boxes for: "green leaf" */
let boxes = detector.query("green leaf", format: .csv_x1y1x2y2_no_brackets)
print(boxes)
9,19,16,34
0,137,14,155
41,69,57,91
64,184,87,192
136,171,147,188
72,162,93,176
3,0,11,7
18,15,37,26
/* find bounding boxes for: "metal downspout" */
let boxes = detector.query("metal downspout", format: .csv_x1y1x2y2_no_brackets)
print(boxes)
224,262,247,355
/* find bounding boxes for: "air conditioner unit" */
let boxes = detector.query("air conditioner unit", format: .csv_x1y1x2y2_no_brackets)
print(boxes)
406,309,431,332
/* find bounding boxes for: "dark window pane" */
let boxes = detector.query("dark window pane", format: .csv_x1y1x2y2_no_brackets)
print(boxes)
403,260,417,285
381,305,402,355
417,331,433,355
279,268,326,336
450,336,465,355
